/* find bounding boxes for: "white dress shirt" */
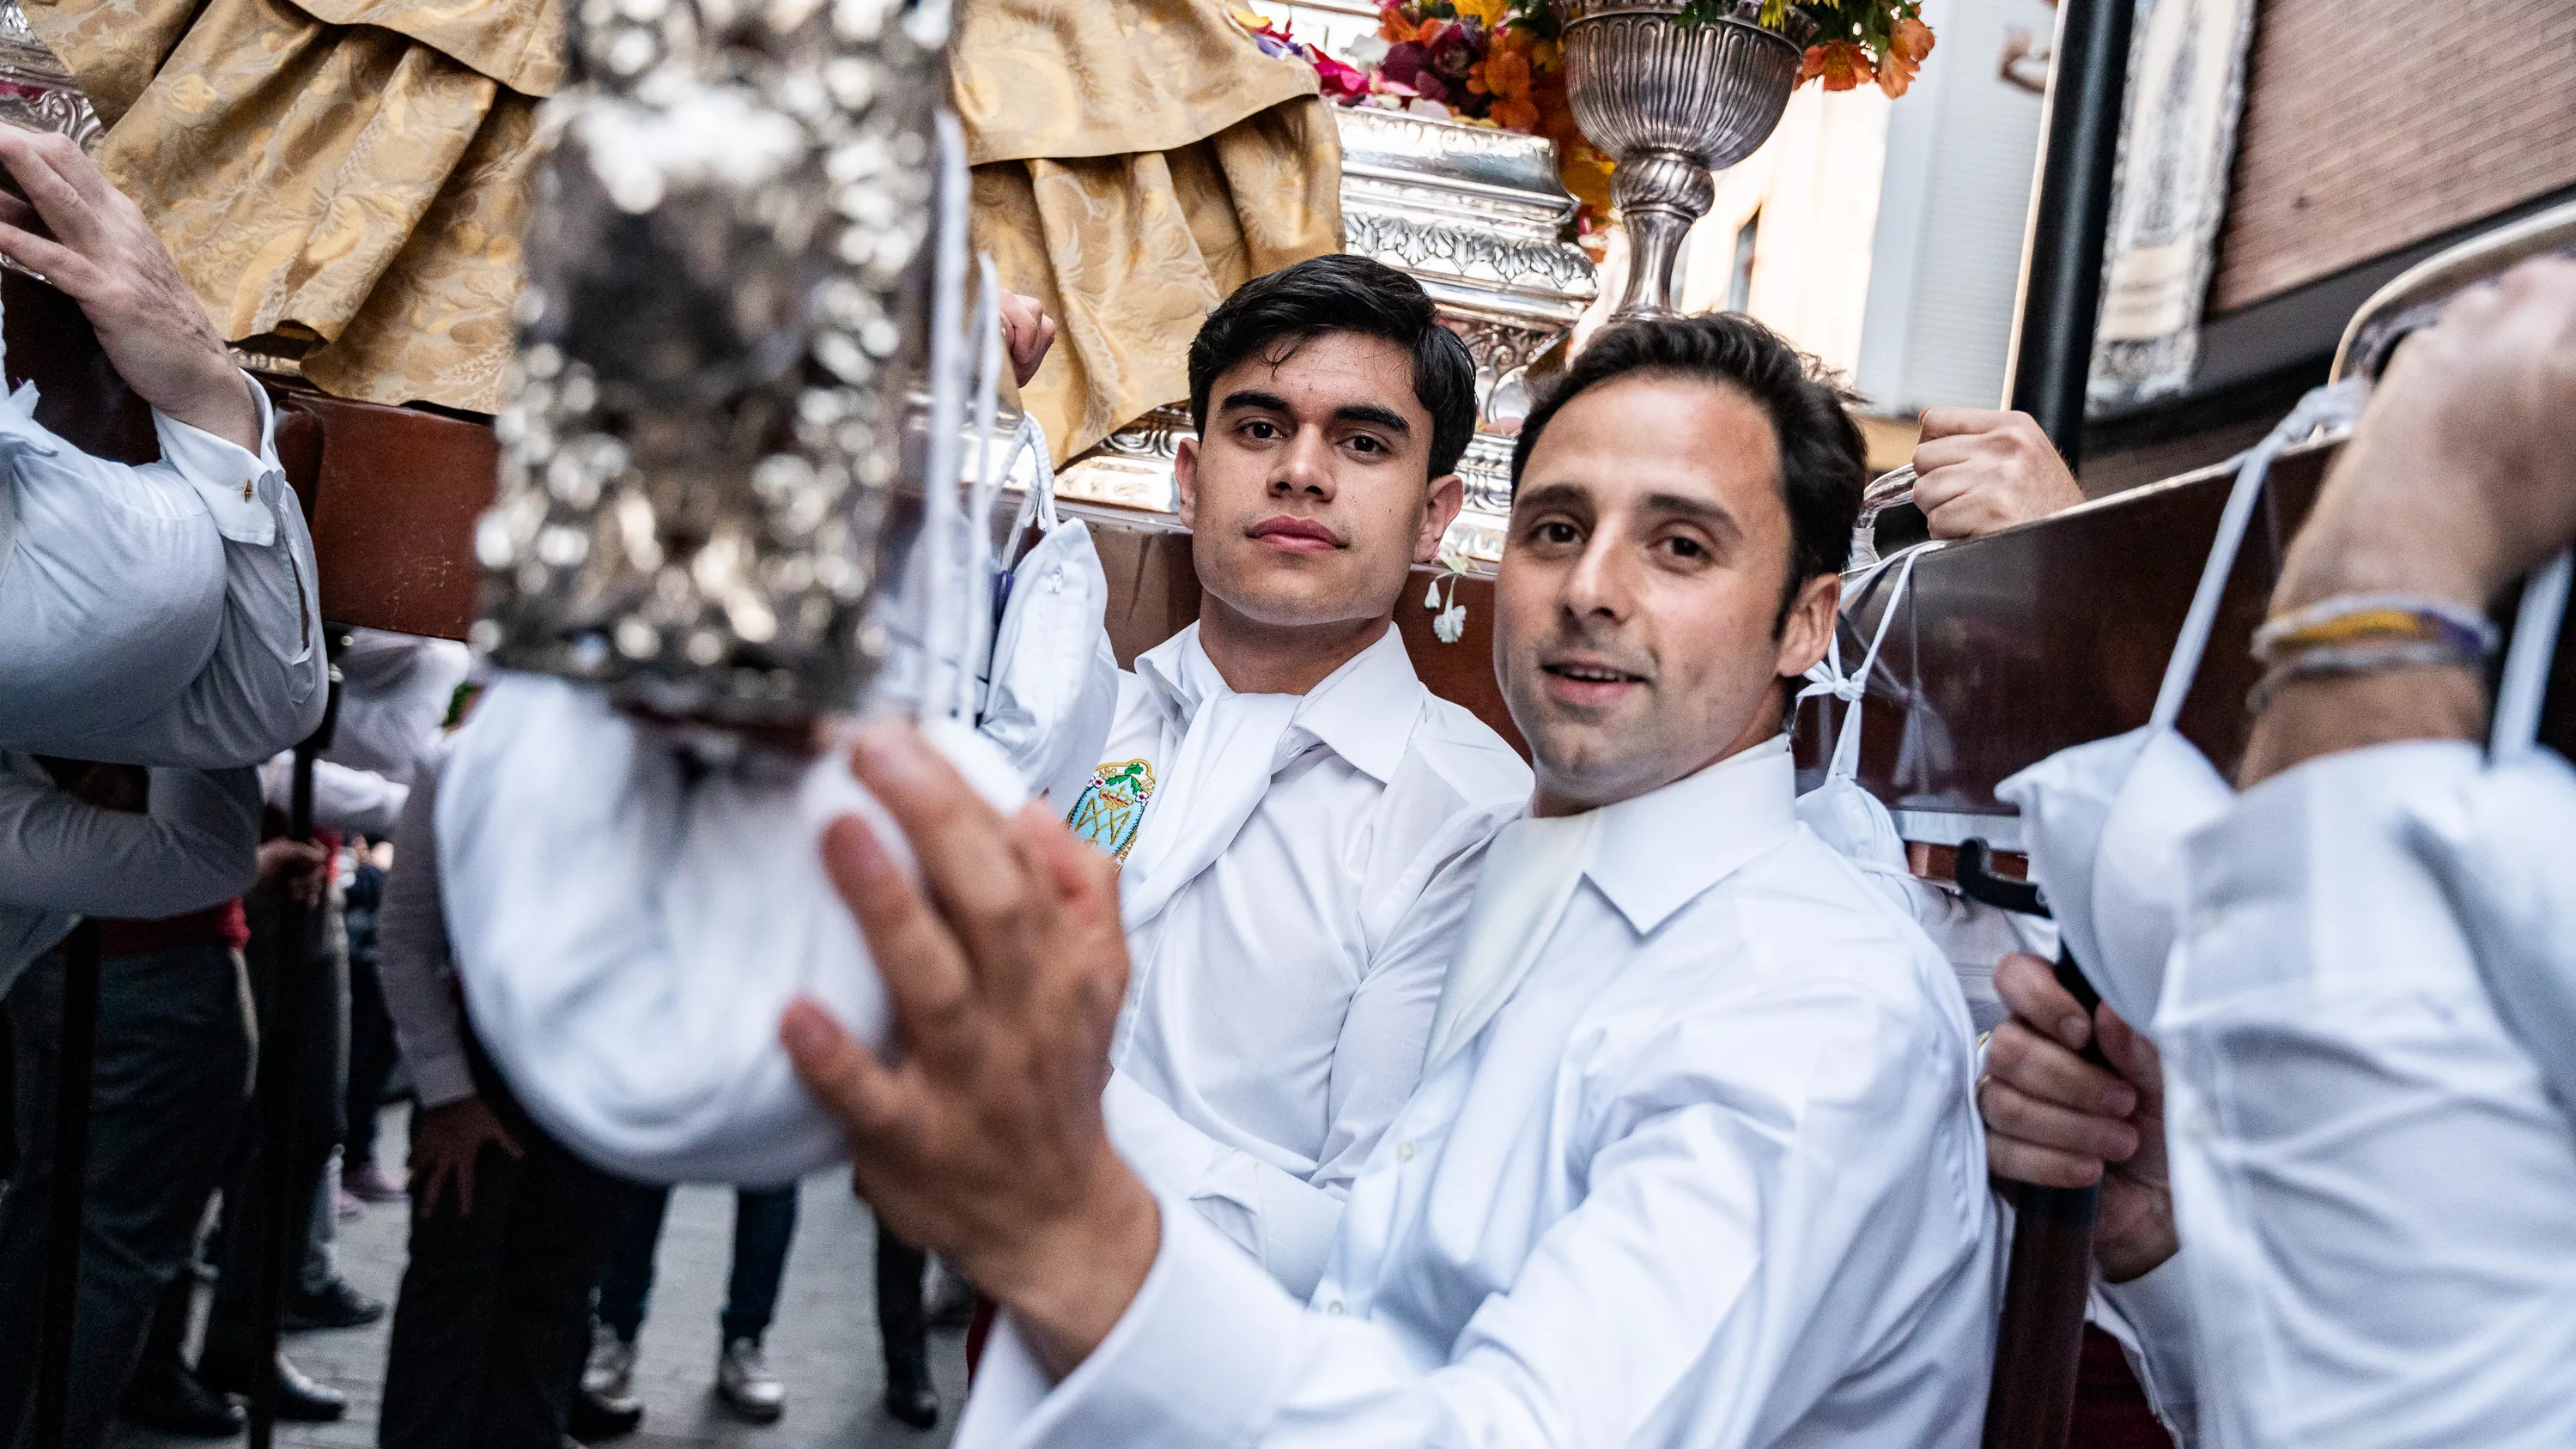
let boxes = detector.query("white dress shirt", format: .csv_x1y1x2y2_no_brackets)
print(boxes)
1092,622,1529,1299
377,739,476,1112
0,753,261,994
964,741,2001,1449
0,372,324,768
2160,740,2576,1449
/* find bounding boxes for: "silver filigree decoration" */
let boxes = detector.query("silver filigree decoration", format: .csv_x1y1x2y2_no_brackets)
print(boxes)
474,0,950,722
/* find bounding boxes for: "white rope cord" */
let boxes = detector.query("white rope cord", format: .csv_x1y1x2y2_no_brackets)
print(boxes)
2494,550,2573,761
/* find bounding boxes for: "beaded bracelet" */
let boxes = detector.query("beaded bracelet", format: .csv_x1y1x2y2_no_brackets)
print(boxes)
2252,592,2498,666
2245,638,2484,716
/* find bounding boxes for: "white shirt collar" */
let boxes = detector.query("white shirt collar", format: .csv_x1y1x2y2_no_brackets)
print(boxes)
1583,733,1796,936
1133,621,1428,786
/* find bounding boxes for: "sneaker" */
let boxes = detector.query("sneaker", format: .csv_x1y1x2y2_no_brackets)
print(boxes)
582,1323,636,1402
568,1386,643,1443
281,1276,385,1331
715,1337,786,1423
344,1161,409,1204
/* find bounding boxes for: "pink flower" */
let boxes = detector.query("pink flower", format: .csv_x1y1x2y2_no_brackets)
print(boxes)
1311,48,1372,102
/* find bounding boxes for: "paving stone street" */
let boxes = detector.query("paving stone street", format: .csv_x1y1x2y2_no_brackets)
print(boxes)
113,1106,969,1449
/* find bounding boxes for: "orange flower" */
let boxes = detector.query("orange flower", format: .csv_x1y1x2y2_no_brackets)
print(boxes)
1474,44,1533,99
1801,40,1875,92
1491,95,1540,130
1875,16,1934,95
1891,15,1935,63
1379,3,1424,44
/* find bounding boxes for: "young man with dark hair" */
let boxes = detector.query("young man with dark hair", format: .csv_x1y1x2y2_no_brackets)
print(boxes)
784,311,2002,1449
1069,252,1530,1310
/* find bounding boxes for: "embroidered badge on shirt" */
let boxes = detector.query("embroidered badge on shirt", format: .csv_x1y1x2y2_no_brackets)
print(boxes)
1066,759,1156,862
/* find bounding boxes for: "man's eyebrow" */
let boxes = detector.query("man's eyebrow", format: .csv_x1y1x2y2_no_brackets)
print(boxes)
1512,483,1743,538
1332,403,1413,436
1511,481,1592,514
1215,391,1416,438
1218,389,1293,415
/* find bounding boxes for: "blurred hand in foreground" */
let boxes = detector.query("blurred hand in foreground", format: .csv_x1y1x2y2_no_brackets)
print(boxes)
782,722,1153,1377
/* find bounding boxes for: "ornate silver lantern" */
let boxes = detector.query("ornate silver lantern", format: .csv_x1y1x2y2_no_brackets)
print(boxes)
473,0,949,724
1060,106,1599,565
1558,0,1810,320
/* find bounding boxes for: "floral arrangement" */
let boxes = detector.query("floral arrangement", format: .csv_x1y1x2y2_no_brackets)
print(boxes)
1750,1,1937,98
1236,0,1933,240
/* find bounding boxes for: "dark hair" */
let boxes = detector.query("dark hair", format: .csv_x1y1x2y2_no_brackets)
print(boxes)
1188,254,1479,482
1509,313,1866,629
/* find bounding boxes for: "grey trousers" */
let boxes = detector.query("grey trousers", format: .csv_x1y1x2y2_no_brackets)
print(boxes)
0,942,255,1449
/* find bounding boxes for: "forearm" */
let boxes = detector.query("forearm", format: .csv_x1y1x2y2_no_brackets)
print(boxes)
0,766,258,915
2239,668,2485,787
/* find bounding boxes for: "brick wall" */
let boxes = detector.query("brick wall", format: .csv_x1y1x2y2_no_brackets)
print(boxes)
2211,0,2576,312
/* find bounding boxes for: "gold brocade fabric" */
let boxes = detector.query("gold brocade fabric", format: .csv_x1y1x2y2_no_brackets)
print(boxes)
23,0,556,414
955,0,1345,464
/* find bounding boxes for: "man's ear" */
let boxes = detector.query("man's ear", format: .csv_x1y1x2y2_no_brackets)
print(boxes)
1775,570,1841,679
1174,436,1200,531
1415,473,1465,565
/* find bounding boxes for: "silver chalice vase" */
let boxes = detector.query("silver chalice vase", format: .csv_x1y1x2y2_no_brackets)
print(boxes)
1559,0,1814,320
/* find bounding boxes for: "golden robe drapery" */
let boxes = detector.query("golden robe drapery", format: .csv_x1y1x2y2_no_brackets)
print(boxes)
24,0,558,414
955,0,1346,464
27,0,1339,435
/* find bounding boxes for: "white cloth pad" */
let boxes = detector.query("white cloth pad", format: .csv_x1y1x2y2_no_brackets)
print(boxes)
438,672,1026,1185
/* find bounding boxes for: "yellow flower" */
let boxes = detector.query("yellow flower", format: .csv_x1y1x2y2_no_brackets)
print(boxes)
1453,0,1510,27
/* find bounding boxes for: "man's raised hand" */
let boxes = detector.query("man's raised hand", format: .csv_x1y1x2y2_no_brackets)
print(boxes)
0,128,258,451
1910,408,2085,541
781,722,1157,1377
2273,255,2576,618
1979,952,2178,1282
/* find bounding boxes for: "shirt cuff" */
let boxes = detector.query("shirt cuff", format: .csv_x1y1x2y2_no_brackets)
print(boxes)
406,1044,478,1111
152,371,284,546
2095,1252,2198,1440
993,1193,1304,1449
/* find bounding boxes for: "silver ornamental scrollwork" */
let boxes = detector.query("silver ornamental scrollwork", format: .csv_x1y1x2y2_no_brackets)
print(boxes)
1344,211,1597,298
475,0,948,723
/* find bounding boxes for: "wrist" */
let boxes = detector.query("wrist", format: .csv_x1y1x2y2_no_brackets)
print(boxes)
158,361,262,454
979,1154,1161,1376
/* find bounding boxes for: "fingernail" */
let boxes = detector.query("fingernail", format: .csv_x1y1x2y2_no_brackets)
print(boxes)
854,719,927,781
2109,1125,2139,1160
2057,1015,2090,1050
2103,1084,2137,1118
779,1000,835,1059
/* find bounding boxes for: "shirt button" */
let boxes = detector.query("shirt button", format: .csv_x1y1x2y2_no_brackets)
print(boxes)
1324,1300,1345,1316
1395,1139,1417,1163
